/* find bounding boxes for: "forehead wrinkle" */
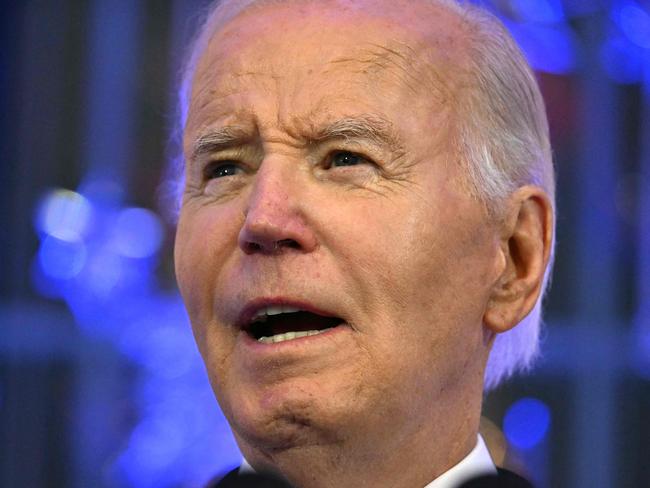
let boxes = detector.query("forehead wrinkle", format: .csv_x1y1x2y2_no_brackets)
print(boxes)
186,69,277,147
326,40,451,103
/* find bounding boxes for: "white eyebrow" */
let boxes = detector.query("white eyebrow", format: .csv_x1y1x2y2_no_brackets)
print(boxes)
189,114,406,160
190,125,252,161
311,115,406,154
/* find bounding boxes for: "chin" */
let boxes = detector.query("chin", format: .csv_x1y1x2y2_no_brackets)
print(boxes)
222,379,348,454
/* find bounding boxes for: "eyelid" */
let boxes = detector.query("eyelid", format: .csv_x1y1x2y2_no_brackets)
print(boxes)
326,149,375,168
200,144,254,171
203,159,246,179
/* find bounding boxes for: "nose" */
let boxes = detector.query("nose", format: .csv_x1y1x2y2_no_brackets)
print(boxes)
238,161,318,255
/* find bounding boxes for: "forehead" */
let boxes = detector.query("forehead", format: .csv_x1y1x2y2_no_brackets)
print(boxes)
206,0,466,50
186,0,468,137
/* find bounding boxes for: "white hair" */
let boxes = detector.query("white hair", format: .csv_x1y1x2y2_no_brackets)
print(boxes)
444,3,555,390
168,0,556,391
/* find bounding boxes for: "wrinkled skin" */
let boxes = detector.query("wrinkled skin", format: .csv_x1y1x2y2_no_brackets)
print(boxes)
174,1,551,487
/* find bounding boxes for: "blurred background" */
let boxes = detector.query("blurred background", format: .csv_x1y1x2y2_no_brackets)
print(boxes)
1,0,649,487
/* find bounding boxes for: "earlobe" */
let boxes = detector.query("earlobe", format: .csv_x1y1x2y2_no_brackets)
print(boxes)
483,186,553,333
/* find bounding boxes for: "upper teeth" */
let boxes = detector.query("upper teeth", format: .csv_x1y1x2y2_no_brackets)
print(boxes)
251,305,301,323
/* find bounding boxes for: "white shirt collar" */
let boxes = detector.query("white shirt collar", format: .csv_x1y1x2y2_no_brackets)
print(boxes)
239,458,254,474
239,435,496,487
424,435,497,488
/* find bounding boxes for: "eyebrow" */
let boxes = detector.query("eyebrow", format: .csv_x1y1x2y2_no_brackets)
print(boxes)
189,114,406,161
190,125,252,161
310,115,406,155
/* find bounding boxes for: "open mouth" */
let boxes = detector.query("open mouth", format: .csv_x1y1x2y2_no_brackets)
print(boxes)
246,308,343,344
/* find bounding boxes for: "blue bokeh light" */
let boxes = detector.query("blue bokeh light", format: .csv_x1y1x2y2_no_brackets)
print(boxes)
31,257,65,299
116,416,184,488
112,207,164,259
114,370,242,488
503,397,551,450
562,0,602,16
82,248,125,299
616,2,650,49
506,21,576,74
34,189,93,242
510,0,565,24
121,323,195,379
37,235,88,280
77,178,125,209
600,37,645,84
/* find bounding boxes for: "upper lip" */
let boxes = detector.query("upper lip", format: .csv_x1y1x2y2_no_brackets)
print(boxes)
236,297,341,330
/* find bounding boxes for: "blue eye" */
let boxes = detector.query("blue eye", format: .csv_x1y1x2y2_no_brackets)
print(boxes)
330,151,364,167
206,162,241,179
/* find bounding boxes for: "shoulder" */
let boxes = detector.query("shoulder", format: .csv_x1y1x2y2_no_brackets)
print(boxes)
205,467,240,488
206,467,293,488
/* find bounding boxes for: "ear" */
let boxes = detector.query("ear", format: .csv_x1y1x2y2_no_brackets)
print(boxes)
483,186,554,333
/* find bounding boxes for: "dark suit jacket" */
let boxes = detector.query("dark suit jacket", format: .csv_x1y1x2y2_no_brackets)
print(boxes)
208,466,534,487
208,468,292,487
458,468,534,487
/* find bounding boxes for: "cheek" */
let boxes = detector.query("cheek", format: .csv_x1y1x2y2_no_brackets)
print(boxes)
174,205,238,322
174,220,194,304
330,196,444,316
332,191,494,350
175,208,242,380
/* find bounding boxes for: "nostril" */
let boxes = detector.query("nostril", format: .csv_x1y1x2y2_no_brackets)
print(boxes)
241,238,264,254
242,238,301,254
276,239,300,249
243,242,262,254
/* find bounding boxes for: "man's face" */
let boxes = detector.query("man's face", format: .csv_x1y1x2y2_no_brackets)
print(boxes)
176,0,501,469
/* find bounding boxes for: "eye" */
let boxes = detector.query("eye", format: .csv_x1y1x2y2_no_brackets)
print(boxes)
329,151,367,168
205,162,242,179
